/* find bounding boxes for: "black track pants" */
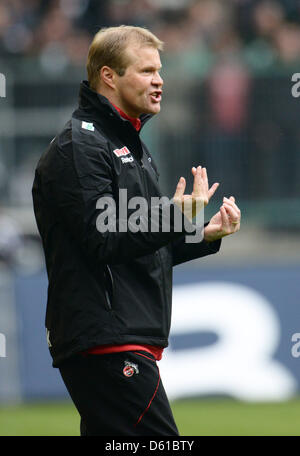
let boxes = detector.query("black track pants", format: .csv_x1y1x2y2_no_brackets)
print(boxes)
59,351,179,436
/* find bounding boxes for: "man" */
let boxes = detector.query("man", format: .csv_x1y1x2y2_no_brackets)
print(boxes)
32,25,241,436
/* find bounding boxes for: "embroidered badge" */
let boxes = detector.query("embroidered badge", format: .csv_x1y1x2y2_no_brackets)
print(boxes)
113,146,131,157
123,360,139,377
81,121,94,131
113,147,134,164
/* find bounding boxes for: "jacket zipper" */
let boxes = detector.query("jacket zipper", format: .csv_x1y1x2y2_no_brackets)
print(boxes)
157,249,168,334
140,149,167,320
140,159,150,202
104,264,114,311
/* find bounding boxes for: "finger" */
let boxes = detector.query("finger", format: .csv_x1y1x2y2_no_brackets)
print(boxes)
223,203,240,223
223,197,241,215
208,182,219,200
192,166,204,197
173,176,186,199
230,196,235,203
223,197,236,207
201,167,208,183
201,167,209,193
223,202,239,218
220,205,230,227
192,165,204,176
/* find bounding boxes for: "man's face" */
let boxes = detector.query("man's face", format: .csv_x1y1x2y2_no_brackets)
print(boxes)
113,44,163,118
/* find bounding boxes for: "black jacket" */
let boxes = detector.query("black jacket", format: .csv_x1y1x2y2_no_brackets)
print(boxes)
32,81,221,367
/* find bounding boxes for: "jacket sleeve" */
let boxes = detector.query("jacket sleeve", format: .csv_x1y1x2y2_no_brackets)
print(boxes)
46,129,196,266
171,222,222,266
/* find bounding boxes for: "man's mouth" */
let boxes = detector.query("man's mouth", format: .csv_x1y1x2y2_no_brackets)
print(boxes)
149,91,162,103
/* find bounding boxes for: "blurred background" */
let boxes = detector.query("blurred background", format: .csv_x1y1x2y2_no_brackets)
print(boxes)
0,0,300,436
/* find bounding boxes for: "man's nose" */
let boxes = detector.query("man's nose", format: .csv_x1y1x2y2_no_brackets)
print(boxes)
153,71,163,87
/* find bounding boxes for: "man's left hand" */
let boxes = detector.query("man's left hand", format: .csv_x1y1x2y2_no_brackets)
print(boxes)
204,196,241,242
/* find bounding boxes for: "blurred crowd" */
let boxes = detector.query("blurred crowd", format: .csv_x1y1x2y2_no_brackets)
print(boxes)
0,0,299,247
0,0,300,70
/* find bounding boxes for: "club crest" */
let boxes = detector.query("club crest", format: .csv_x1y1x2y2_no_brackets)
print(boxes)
123,360,139,377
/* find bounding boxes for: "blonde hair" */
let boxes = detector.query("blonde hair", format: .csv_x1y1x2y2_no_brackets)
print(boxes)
87,25,164,90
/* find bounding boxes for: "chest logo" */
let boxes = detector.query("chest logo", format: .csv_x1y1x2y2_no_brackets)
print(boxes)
81,121,94,131
113,146,134,164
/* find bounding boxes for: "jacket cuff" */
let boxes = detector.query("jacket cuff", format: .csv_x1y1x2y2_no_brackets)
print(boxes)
202,221,222,253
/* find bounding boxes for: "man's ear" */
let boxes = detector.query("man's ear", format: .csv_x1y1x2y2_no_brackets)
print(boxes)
100,66,116,90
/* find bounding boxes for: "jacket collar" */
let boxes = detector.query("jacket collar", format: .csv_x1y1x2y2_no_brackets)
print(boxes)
78,80,152,131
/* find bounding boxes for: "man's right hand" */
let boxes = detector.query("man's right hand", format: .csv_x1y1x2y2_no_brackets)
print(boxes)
173,166,219,223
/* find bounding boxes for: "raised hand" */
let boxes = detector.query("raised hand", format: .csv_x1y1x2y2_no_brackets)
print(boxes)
204,196,241,242
173,166,219,222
